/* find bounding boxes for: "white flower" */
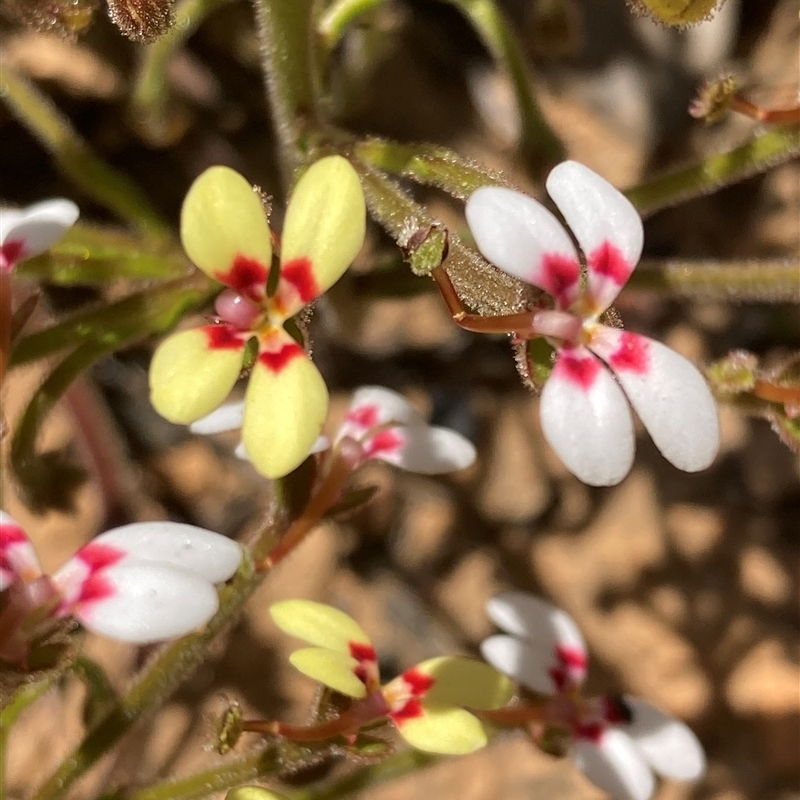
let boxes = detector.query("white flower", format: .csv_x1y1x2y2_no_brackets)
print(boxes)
0,511,242,662
481,592,706,800
191,385,477,475
0,199,79,273
465,162,719,486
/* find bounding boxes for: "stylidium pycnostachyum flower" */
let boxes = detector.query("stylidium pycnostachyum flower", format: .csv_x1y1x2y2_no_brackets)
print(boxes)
0,511,242,666
480,593,706,800
191,385,477,476
148,156,366,480
465,161,720,486
239,599,513,755
0,199,79,274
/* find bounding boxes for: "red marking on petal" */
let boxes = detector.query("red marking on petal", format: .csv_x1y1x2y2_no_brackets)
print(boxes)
556,644,587,671
364,429,404,459
349,642,377,662
0,239,25,271
390,698,425,724
75,572,115,605
0,523,28,548
540,254,580,307
214,255,268,302
402,668,435,697
204,324,246,351
548,644,587,692
557,350,602,390
345,404,381,429
574,720,605,743
589,240,630,286
608,332,649,374
76,542,126,572
280,257,319,304
257,341,303,373
599,695,633,725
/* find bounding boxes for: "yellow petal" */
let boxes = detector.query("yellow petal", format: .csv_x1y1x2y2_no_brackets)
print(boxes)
180,166,272,302
277,156,365,316
226,788,289,800
149,326,246,423
269,599,373,653
241,334,328,478
289,646,368,698
394,705,488,755
412,656,515,710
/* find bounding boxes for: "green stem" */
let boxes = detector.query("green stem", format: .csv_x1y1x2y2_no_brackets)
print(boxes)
628,259,800,302
318,0,388,50
443,0,564,168
252,0,320,176
122,746,278,800
131,0,234,146
0,67,169,238
626,122,800,218
354,137,511,198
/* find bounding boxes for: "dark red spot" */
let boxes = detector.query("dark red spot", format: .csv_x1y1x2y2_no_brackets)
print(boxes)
0,239,25,271
540,254,580,307
609,332,649,374
345,404,381,429
390,698,425,724
557,350,602,390
556,644,587,671
349,642,377,662
402,668,435,696
548,644,587,692
574,721,605,743
76,542,126,572
257,342,303,373
365,429,404,459
280,257,319,304
589,240,630,286
599,694,632,724
204,324,246,351
214,255,268,302
75,572,115,605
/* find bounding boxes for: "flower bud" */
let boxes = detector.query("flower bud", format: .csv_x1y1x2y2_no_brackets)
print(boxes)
1,0,98,39
629,0,724,26
106,0,174,42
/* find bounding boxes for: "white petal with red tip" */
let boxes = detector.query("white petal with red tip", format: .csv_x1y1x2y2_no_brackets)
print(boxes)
72,561,219,644
465,186,581,309
573,730,655,800
591,327,719,473
190,401,245,435
87,523,241,583
338,386,425,442
0,511,42,588
546,161,643,312
241,337,328,479
540,346,635,486
380,425,476,474
482,634,568,695
623,697,706,781
0,199,79,268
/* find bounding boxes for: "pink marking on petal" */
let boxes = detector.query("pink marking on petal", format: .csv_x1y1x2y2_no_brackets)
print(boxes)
557,350,603,390
539,254,580,307
280,257,319,304
608,332,649,374
74,572,115,605
548,644,588,692
390,698,425,724
76,542,126,572
599,695,633,725
364,429,404,459
214,255,268,302
345,404,381,430
257,341,303,373
0,522,28,548
204,324,247,351
588,240,630,286
0,239,25,272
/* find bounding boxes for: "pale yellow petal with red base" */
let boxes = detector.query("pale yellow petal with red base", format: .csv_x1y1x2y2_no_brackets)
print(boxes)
412,656,514,710
241,335,328,478
270,599,373,653
180,166,272,303
394,705,488,754
276,156,366,317
289,646,368,698
149,326,246,424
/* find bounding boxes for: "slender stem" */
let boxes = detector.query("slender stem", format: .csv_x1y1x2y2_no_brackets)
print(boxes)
0,67,169,238
625,122,800,218
729,96,800,125
753,380,800,406
318,0,388,49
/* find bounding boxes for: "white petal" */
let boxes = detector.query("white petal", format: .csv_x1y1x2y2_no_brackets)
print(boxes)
87,522,242,583
465,186,581,309
0,199,79,263
573,729,655,800
480,634,561,695
73,562,219,644
623,697,706,782
0,511,42,588
590,327,719,473
540,346,635,486
337,386,425,443
378,425,476,474
190,401,245,434
546,161,643,312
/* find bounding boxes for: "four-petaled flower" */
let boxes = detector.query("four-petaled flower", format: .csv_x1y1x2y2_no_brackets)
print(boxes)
0,511,242,664
269,599,513,754
481,592,706,800
465,161,720,486
0,199,79,273
148,156,366,479
191,385,477,475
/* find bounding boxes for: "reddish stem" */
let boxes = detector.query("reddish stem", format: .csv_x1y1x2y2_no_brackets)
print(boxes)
753,379,800,405
729,96,800,125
